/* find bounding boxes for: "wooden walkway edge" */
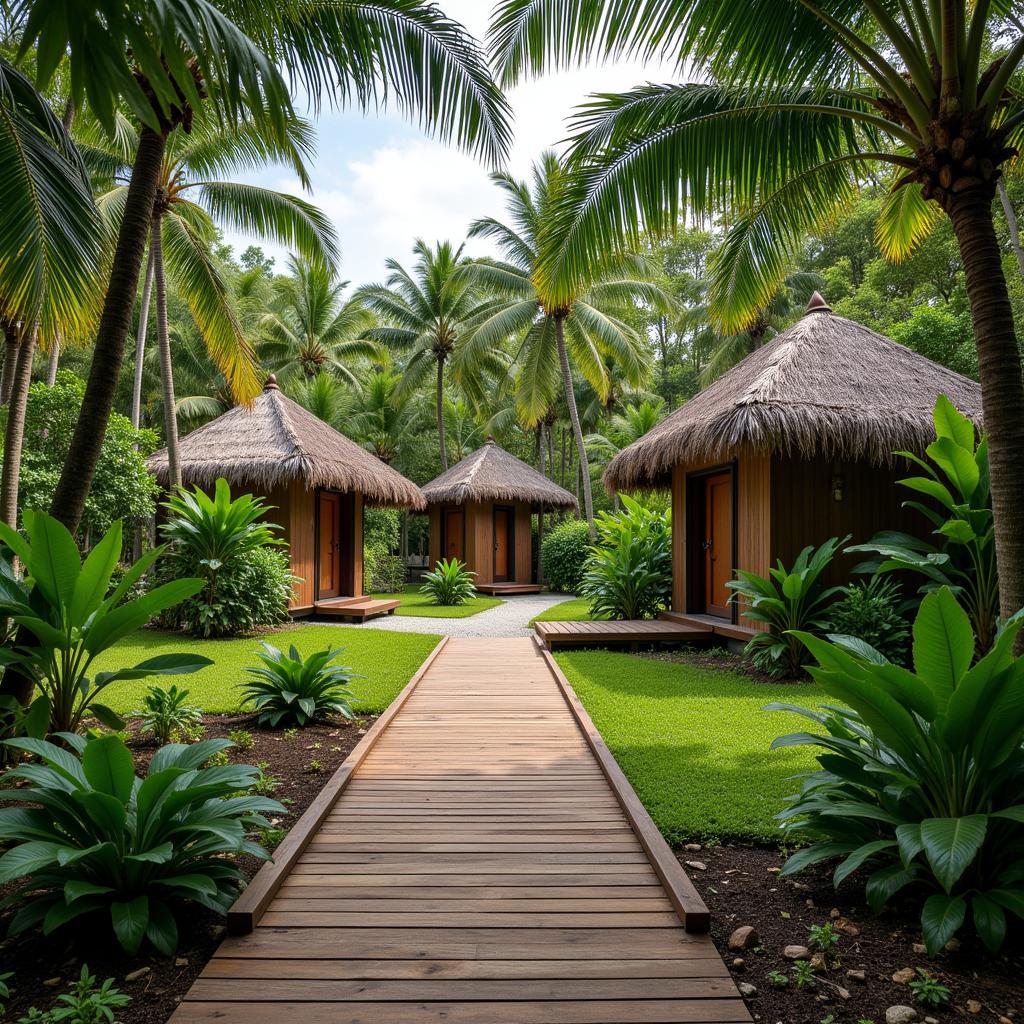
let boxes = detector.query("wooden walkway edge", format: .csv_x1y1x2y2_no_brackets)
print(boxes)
171,637,750,1024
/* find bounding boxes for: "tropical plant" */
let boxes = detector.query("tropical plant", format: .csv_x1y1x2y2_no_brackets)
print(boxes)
487,0,1024,620
908,971,951,1009
578,495,671,619
420,558,477,606
848,396,996,656
829,576,910,667
771,588,1024,953
37,966,132,1024
585,399,664,473
0,733,282,953
347,369,424,465
540,519,591,593
460,152,669,533
239,642,356,728
367,553,407,594
131,684,203,745
727,536,848,678
0,511,210,732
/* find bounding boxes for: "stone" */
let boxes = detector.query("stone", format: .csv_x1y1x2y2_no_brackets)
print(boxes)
766,866,780,875
732,958,745,969
912,943,928,954
125,967,150,982
967,1001,983,1015
783,944,810,960
175,958,188,967
944,938,961,953
837,987,851,1001
684,843,702,851
805,898,816,908
846,969,867,983
835,916,862,936
209,924,226,940
830,908,841,919
43,977,62,987
728,926,760,951
892,967,917,985
925,1018,940,1024
885,1007,919,1024
738,982,758,998
810,953,827,972
685,860,707,871
1000,1018,1013,1024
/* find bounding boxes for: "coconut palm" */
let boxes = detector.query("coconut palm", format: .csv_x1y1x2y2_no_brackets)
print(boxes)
586,399,665,477
260,256,379,384
489,0,1024,617
286,371,353,432
357,240,489,471
12,0,511,535
460,152,668,533
347,369,424,466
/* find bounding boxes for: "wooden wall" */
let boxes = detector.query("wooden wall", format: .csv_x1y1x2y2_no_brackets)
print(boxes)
428,500,533,583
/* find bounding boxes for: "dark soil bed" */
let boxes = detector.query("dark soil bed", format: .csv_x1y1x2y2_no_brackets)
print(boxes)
641,644,808,685
682,843,1024,1024
0,712,374,1023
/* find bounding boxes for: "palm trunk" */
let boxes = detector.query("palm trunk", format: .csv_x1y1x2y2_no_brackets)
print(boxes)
555,315,595,538
132,248,156,431
436,356,448,472
0,327,19,405
45,334,60,385
949,188,1024,624
0,326,37,527
152,216,181,488
537,421,546,585
49,125,168,534
997,178,1024,278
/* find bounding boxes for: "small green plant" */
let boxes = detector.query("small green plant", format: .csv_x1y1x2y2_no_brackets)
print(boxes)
306,757,323,773
131,684,203,745
205,748,230,767
0,970,11,1018
283,727,298,739
808,921,840,954
239,642,356,728
820,1015,836,1024
420,557,476,606
908,969,951,1008
48,966,130,1023
251,761,281,795
828,575,910,664
252,825,287,851
767,969,790,989
227,728,254,751
792,960,816,989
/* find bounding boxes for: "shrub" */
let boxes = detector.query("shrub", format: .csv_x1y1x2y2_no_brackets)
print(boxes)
420,558,476,606
727,536,847,678
770,587,1024,953
829,576,910,664
367,552,406,593
578,496,671,619
0,512,210,735
239,642,356,727
363,507,404,592
541,519,590,592
0,734,282,954
30,966,131,1024
131,684,203,745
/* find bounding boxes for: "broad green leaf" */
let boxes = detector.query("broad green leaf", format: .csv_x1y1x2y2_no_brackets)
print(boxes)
94,653,213,689
912,588,973,697
779,842,853,876
866,863,917,913
145,899,178,956
69,521,122,626
81,735,134,804
23,509,81,608
111,895,149,955
926,436,980,500
833,840,896,886
73,791,127,837
972,894,1007,952
937,519,976,545
920,816,987,893
0,840,61,884
88,703,127,731
876,181,942,262
64,880,114,903
933,394,977,451
83,578,205,654
920,893,966,954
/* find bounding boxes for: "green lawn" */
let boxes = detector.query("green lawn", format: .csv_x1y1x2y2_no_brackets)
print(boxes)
530,596,600,623
370,584,502,618
92,625,441,716
555,649,825,843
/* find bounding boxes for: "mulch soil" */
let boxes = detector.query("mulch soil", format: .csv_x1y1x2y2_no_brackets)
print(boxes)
682,843,1024,1024
0,712,374,1024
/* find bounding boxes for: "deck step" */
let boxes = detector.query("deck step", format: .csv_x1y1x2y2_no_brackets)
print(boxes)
476,582,543,595
658,611,759,642
534,619,713,651
315,598,400,621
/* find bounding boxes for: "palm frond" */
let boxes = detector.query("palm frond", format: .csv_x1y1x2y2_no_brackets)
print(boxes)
876,180,943,262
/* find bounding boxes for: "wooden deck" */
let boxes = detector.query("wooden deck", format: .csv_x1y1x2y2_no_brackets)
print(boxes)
475,581,543,595
314,596,400,620
170,637,749,1024
535,618,714,650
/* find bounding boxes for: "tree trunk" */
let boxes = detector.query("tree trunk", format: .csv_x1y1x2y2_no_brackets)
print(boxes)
0,328,19,406
537,422,546,585
555,315,595,538
997,178,1024,279
435,356,448,472
0,326,37,528
132,248,155,431
49,125,167,534
45,334,60,385
152,216,181,489
948,187,1024,624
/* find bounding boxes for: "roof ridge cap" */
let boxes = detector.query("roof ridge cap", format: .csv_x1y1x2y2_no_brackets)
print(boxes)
267,388,309,458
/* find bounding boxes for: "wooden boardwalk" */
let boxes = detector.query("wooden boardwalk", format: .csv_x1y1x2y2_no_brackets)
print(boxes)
171,638,750,1024
535,618,713,650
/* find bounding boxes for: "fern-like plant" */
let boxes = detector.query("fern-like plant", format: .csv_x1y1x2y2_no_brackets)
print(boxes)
420,558,476,606
131,684,203,745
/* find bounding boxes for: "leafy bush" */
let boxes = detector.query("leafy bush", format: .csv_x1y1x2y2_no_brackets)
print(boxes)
848,396,996,656
158,481,291,637
727,536,847,678
239,642,356,727
771,588,1024,953
0,734,282,954
367,552,406,593
829,576,910,665
131,684,203,745
0,512,210,735
578,495,671,619
540,519,590,592
420,558,476,606
363,507,404,592
22,966,131,1024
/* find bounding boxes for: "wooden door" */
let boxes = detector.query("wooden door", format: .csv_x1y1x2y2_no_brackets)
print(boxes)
318,492,341,599
702,472,733,618
443,508,464,561
493,506,513,581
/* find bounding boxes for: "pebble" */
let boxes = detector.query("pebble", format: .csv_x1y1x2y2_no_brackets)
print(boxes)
125,967,151,983
837,987,851,1000
738,982,758,998
43,977,61,987
925,1018,940,1024
885,1007,919,1024
1000,1018,1014,1024
209,925,226,939
835,916,861,936
892,967,917,985
685,861,707,871
783,944,810,960
684,843,702,851
175,958,189,967
967,1000,983,1014
846,969,867,983
912,943,928,954
732,958,745,969
830,908,841,919
805,898,816,908
766,866,780,874
728,925,760,950
809,952,827,971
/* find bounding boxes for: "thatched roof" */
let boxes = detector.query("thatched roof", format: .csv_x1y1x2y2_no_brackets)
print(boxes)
606,293,984,491
422,438,578,509
147,377,425,509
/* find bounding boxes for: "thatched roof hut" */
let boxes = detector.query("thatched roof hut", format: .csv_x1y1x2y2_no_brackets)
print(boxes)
606,293,983,492
148,376,425,509
422,438,578,509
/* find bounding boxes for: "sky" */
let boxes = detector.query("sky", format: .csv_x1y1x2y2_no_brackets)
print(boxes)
223,2,672,288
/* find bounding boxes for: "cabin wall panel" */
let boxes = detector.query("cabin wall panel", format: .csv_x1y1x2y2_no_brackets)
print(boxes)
515,501,532,583
428,507,442,568
353,492,364,597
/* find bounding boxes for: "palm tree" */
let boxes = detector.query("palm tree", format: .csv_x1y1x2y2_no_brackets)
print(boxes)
12,0,511,535
489,0,1024,617
287,371,353,432
347,369,424,466
586,398,666,505
461,152,668,534
260,256,379,384
357,240,487,471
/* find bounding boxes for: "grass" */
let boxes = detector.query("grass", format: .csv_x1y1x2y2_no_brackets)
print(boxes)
92,625,441,716
369,584,502,618
555,649,825,842
530,595,600,623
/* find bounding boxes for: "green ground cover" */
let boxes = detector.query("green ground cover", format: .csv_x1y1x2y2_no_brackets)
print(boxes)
555,649,824,842
92,626,441,716
529,596,600,623
370,584,502,618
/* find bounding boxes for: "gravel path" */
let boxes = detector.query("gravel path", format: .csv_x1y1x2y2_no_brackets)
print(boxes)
315,592,574,638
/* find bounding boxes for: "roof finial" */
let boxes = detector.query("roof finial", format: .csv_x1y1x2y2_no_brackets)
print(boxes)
805,291,832,314
264,374,279,391
485,434,495,444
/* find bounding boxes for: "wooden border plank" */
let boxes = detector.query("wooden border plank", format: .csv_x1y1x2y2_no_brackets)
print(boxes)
226,636,449,934
538,646,711,933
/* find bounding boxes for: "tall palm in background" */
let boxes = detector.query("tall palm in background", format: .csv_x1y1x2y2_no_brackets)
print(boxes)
586,398,665,506
260,256,378,383
462,152,668,533
347,369,423,465
489,0,1024,616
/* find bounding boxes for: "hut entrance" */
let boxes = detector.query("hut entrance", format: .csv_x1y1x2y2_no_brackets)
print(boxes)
442,507,464,562
317,491,356,600
689,469,734,620
492,505,515,581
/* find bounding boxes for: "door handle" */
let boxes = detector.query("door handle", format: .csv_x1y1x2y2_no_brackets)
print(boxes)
701,539,713,551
